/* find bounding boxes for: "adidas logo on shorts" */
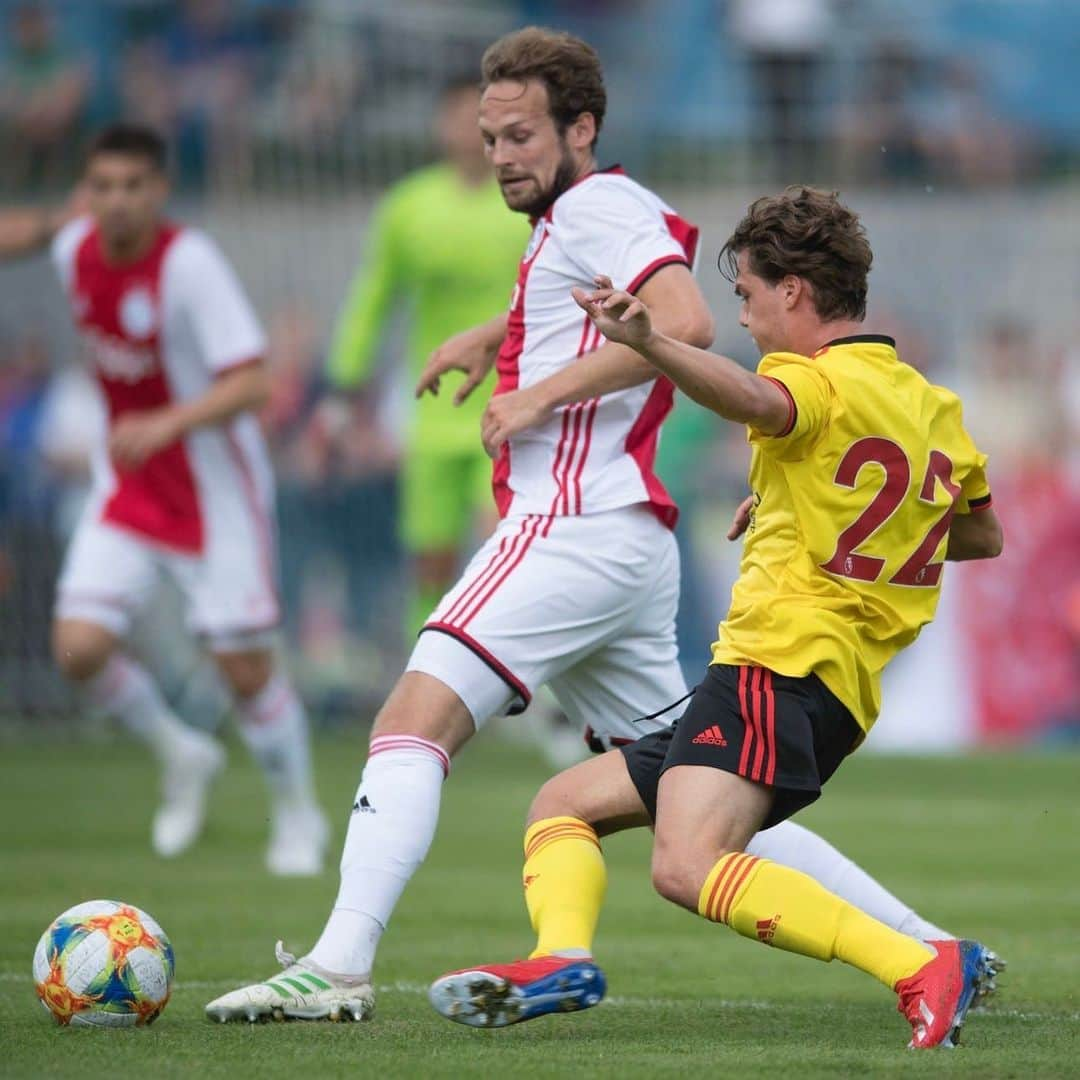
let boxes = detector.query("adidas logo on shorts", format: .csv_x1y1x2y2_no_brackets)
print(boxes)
691,724,727,747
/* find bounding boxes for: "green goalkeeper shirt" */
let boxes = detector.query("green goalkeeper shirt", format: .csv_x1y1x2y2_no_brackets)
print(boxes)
327,164,529,452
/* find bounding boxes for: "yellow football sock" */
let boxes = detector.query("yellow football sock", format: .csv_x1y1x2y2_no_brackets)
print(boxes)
698,853,934,990
522,816,606,959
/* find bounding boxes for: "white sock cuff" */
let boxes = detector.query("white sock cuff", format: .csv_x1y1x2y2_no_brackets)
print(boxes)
235,673,295,727
84,654,132,704
368,734,450,778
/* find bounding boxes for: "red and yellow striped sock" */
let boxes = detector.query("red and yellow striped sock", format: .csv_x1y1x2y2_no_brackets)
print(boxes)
698,853,934,989
523,816,606,959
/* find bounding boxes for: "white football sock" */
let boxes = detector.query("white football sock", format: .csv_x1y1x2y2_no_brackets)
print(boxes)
81,654,191,763
233,672,315,807
307,734,450,976
747,820,954,942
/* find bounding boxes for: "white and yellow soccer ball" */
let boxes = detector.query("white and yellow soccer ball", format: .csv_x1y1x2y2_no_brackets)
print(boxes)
32,900,174,1027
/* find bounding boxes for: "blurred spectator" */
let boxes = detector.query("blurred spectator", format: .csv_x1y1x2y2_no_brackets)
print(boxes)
955,316,1067,468
0,3,90,190
121,0,260,188
914,57,1033,187
254,4,362,150
0,329,64,712
729,0,834,183
834,36,925,184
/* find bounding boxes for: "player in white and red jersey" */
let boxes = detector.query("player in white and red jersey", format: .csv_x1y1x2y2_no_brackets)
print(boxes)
0,124,326,874
208,30,975,1024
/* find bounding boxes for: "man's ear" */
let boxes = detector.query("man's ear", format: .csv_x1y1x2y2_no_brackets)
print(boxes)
567,111,596,152
781,274,805,310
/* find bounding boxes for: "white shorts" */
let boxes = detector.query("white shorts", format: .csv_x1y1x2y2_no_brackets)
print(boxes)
56,501,280,650
407,505,689,745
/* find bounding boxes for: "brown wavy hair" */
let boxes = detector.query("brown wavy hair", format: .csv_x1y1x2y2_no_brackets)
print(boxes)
481,27,606,146
719,187,872,321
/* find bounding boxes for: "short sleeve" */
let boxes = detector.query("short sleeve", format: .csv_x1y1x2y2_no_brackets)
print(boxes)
748,352,833,460
165,230,266,372
553,179,691,294
953,425,992,513
931,385,992,513
50,215,93,292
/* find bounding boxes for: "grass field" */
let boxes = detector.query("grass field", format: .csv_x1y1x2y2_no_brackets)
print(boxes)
1,731,1077,1078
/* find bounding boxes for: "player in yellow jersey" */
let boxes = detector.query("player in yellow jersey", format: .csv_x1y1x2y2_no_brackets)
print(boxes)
429,187,1004,1048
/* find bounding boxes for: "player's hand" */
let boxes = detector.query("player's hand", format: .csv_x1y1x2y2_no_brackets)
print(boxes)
727,494,755,541
481,387,552,458
109,409,184,469
571,275,654,350
416,323,500,405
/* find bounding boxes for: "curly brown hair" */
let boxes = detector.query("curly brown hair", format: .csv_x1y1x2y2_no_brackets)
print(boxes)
719,187,872,321
481,27,606,146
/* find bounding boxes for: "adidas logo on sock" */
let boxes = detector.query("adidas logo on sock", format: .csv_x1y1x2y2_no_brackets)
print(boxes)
756,915,780,944
691,724,727,747
352,795,376,814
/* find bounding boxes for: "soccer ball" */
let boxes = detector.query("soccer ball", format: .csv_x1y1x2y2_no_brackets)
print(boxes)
32,900,174,1027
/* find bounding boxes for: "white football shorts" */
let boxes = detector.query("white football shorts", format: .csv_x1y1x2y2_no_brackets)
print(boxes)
407,504,688,745
55,497,280,650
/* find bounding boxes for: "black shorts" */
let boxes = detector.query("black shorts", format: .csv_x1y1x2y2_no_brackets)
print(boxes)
620,664,862,830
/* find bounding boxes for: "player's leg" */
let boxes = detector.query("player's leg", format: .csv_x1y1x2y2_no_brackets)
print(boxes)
204,669,476,1023
651,665,985,1048
428,747,650,1027
211,641,326,876
206,516,539,1022
53,518,223,857
428,511,685,1027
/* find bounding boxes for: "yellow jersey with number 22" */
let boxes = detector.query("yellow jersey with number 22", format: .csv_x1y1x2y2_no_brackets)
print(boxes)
711,334,992,735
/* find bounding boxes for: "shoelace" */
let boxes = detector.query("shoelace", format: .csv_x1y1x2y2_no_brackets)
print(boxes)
275,940,297,969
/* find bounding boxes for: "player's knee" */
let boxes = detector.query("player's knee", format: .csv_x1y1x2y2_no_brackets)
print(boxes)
215,650,274,701
527,774,590,826
52,621,114,683
650,848,701,911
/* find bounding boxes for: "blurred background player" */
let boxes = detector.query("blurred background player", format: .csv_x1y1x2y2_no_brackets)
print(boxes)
0,123,326,874
324,75,528,643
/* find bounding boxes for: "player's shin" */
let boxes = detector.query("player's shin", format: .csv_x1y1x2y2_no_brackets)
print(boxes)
82,654,194,761
307,735,449,976
523,817,606,958
698,854,934,989
233,672,315,806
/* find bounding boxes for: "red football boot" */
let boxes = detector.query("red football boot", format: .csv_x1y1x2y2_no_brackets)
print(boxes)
896,938,984,1048
428,955,606,1028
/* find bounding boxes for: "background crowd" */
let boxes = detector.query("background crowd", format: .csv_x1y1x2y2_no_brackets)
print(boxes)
0,0,1076,743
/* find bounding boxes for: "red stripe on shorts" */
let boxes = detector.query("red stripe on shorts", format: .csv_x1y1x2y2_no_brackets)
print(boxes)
750,667,768,782
442,519,527,625
762,669,777,786
453,514,543,629
737,666,755,776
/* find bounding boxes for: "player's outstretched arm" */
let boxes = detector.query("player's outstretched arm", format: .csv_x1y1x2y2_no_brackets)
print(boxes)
415,313,508,405
0,206,68,260
572,277,790,434
480,266,715,456
946,507,1004,561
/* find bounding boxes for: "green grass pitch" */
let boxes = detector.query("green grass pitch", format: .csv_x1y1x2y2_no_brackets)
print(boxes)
1,731,1077,1078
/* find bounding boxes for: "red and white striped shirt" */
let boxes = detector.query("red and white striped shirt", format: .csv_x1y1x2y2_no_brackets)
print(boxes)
52,216,273,557
492,167,699,529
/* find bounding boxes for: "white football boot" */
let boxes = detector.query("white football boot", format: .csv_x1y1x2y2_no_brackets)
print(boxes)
152,729,226,857
205,941,374,1023
266,801,329,877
